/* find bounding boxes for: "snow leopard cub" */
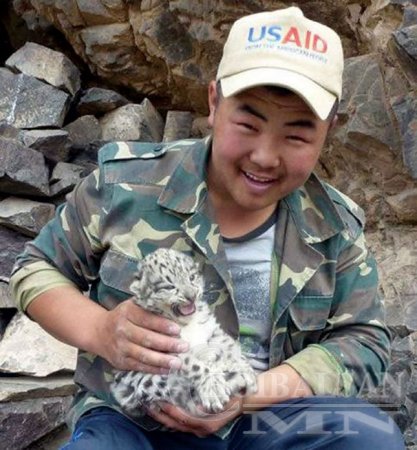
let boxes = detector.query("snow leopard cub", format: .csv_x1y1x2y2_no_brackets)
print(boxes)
111,248,257,417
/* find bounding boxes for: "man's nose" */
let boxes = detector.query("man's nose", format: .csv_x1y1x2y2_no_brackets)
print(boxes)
249,139,280,168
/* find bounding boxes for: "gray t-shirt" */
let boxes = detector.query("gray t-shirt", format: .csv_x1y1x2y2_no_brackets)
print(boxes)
223,212,276,372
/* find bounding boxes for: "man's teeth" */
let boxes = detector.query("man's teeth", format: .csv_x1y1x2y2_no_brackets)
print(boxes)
245,172,274,183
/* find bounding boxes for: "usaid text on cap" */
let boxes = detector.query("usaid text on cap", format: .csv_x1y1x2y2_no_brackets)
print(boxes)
247,25,328,53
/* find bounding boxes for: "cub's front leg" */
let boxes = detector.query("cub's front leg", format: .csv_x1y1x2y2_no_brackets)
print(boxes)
181,354,231,414
208,327,258,398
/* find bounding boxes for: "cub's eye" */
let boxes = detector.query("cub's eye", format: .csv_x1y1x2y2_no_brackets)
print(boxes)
189,272,200,282
156,282,175,291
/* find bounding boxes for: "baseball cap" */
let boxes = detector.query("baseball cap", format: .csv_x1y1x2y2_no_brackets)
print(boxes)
216,7,344,120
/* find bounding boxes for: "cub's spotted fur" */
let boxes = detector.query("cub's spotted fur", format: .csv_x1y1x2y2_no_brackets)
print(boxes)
111,248,257,417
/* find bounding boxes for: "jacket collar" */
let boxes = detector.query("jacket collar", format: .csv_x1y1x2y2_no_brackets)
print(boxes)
157,137,211,214
283,174,346,244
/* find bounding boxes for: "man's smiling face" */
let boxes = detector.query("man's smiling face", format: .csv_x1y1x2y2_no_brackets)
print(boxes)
207,82,333,217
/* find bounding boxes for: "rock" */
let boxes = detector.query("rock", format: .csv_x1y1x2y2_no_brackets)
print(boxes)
0,226,31,279
191,116,210,137
0,68,70,129
390,22,417,85
76,87,129,116
162,110,193,142
68,141,102,175
386,301,409,339
5,41,81,95
0,281,14,309
337,55,402,157
23,0,358,113
386,189,417,222
21,129,72,163
0,121,22,141
403,5,417,28
64,115,102,148
404,298,417,332
136,9,194,65
100,99,164,141
50,162,86,197
0,375,76,402
0,312,77,377
0,197,55,237
393,24,417,62
391,93,417,179
0,396,73,450
0,137,50,197
76,0,127,26
79,22,138,79
367,227,417,305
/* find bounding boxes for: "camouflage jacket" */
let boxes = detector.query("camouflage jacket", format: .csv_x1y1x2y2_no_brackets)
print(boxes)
11,137,390,435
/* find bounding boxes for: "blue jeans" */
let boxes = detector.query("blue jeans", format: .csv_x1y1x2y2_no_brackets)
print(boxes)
61,396,405,450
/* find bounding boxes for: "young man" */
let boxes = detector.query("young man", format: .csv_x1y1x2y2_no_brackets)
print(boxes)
10,7,404,449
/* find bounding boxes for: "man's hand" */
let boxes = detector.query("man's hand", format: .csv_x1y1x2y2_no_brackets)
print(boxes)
26,287,189,375
96,298,189,374
147,364,313,437
147,398,243,437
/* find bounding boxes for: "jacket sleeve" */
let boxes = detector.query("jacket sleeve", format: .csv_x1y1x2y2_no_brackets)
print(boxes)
10,168,110,312
284,219,390,396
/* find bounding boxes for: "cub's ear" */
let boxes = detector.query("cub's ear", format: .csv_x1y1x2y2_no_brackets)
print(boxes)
194,260,204,274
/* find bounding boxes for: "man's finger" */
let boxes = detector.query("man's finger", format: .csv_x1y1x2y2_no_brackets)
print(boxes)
147,407,190,433
125,325,188,353
125,299,181,336
124,345,183,372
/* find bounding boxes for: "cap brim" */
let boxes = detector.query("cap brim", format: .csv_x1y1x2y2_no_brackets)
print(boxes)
220,67,337,120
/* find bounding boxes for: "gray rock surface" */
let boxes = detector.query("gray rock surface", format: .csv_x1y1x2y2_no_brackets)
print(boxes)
50,162,86,197
0,226,30,279
0,69,70,129
0,312,77,377
0,375,77,402
0,197,55,237
0,281,14,309
76,87,129,115
5,41,81,95
64,114,102,147
163,110,194,142
0,137,50,197
0,396,73,450
392,93,417,179
100,99,164,141
22,129,72,163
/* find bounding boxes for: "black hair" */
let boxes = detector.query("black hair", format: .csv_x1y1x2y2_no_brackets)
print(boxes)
215,80,339,121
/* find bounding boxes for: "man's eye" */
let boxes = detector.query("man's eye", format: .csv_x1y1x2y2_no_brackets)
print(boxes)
238,122,257,131
287,135,307,142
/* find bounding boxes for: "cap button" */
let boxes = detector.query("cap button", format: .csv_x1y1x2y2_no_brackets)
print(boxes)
153,145,163,153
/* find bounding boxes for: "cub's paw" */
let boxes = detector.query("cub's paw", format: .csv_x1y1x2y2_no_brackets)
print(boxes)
196,372,231,413
224,366,258,397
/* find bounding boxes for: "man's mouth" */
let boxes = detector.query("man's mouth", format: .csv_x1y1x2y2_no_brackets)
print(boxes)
243,171,277,184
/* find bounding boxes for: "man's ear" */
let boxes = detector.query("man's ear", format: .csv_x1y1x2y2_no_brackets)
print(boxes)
207,80,218,128
329,114,338,130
